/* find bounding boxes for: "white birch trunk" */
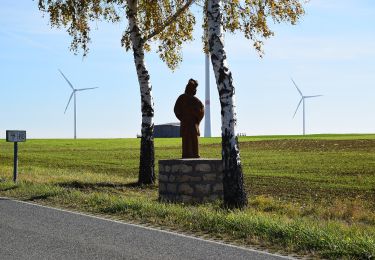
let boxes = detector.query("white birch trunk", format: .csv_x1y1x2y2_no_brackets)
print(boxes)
127,0,155,184
207,0,247,208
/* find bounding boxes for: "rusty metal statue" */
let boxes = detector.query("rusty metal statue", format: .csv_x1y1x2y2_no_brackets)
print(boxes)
174,79,204,158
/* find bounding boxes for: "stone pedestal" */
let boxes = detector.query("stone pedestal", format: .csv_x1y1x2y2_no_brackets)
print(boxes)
158,159,223,203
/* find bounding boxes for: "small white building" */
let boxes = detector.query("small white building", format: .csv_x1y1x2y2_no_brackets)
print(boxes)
154,123,180,138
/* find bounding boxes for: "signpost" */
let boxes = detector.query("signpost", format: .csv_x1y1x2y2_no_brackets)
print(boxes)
6,130,26,182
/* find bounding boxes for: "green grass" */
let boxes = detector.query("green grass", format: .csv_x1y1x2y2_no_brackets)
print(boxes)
1,134,374,259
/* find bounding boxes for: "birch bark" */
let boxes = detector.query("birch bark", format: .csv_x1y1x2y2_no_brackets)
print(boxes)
127,0,155,184
207,0,247,208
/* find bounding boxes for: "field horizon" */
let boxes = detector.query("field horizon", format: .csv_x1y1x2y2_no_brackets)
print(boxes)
4,132,375,141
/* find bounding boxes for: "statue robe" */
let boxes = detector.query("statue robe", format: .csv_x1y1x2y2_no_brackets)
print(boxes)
174,93,204,158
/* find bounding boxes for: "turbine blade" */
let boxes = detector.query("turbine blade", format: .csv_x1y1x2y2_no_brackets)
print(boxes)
291,78,303,96
58,69,75,90
293,98,303,118
304,95,323,98
64,92,74,114
76,87,99,91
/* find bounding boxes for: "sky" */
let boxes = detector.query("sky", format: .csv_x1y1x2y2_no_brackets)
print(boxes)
0,0,374,139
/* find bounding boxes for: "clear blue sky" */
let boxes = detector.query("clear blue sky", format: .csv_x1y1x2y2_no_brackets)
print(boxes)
1,0,374,138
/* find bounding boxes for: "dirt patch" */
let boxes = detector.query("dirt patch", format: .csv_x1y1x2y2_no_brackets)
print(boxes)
235,139,375,152
245,175,375,207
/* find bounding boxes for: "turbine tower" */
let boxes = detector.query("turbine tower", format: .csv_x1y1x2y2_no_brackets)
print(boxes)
291,78,322,135
196,1,212,137
204,53,212,137
59,69,98,139
204,3,212,138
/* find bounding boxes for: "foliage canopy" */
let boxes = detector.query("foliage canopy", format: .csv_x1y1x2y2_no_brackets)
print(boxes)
38,0,196,70
202,0,305,55
39,0,305,65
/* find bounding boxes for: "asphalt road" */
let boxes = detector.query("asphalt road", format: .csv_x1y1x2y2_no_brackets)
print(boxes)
0,198,292,260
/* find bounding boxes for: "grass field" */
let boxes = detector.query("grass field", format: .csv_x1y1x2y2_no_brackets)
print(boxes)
1,134,374,258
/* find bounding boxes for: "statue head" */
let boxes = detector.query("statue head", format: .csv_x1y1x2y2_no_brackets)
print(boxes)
185,78,198,96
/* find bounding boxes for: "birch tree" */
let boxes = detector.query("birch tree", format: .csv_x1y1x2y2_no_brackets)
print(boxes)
205,0,304,208
38,0,196,185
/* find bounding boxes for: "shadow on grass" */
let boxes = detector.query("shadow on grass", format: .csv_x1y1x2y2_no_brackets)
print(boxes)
27,194,56,201
0,186,18,192
57,181,156,192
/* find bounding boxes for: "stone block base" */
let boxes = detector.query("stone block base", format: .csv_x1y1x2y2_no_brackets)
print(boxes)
158,159,223,203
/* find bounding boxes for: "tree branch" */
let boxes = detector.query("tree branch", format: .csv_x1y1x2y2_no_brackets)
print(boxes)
144,0,196,41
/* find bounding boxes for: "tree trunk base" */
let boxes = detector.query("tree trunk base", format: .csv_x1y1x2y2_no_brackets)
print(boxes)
222,135,248,209
138,136,155,185
223,170,247,209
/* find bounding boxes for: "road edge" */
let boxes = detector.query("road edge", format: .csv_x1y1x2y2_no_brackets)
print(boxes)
0,196,295,259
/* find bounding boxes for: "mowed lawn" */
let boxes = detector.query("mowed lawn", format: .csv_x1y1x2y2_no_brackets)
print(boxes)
1,134,374,258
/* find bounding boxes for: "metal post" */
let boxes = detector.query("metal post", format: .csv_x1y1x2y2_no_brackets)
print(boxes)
13,142,18,182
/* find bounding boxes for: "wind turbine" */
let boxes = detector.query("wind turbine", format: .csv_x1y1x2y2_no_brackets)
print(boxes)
58,69,98,139
204,33,212,138
195,1,212,137
291,78,322,135
198,1,246,138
